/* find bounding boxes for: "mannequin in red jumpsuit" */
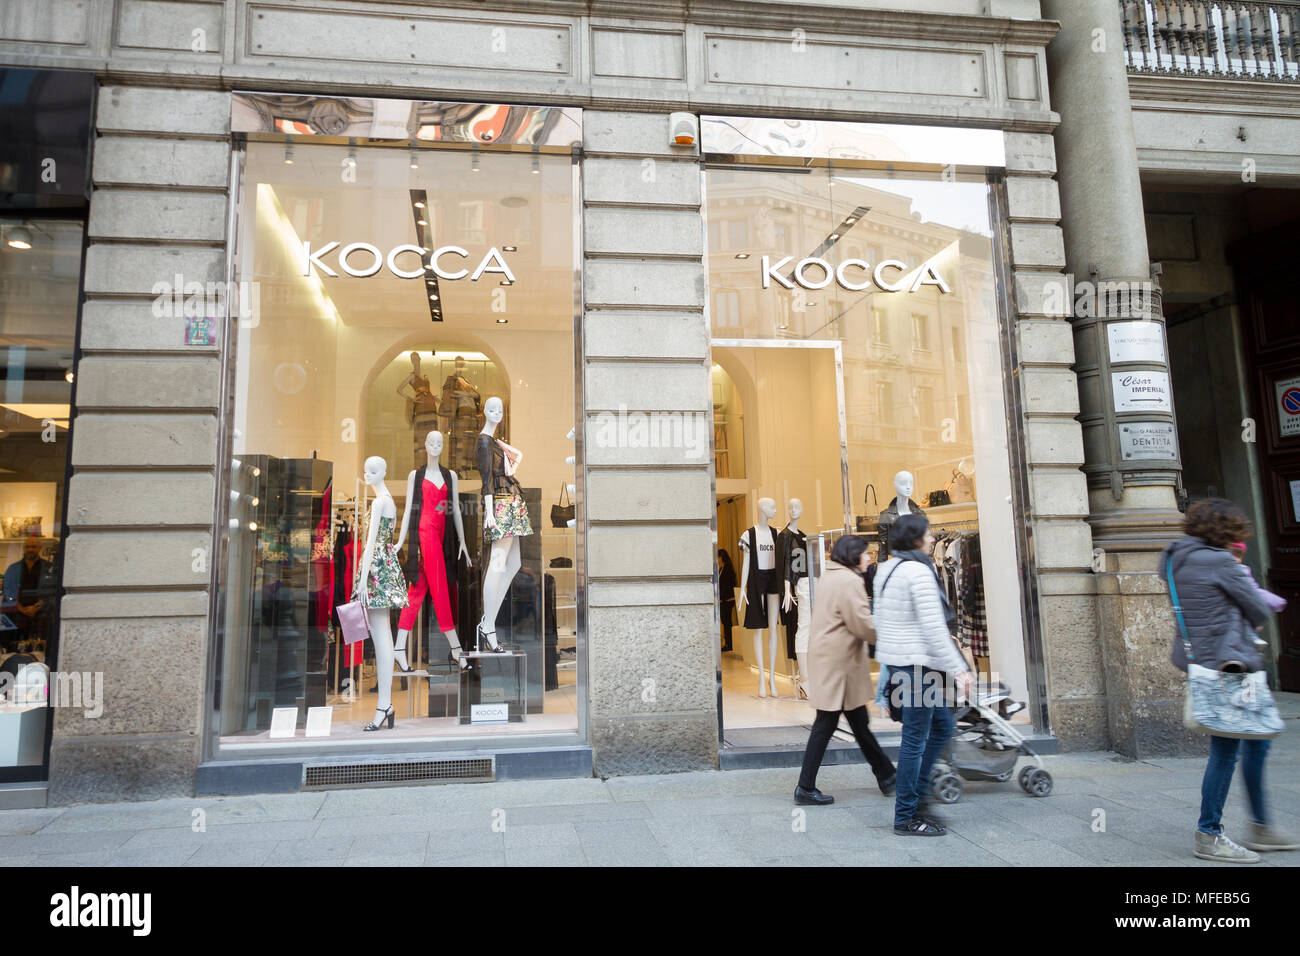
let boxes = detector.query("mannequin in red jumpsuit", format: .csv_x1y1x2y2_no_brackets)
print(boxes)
395,430,472,671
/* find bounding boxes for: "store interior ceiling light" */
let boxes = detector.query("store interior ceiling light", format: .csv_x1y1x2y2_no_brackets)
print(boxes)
496,318,508,324
734,252,749,259
502,245,517,252
6,225,33,250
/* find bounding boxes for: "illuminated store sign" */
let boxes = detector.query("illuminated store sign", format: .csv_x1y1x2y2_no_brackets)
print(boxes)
300,242,515,282
761,255,950,294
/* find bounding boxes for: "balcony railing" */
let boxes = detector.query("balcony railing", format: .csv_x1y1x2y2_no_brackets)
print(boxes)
1121,1,1300,79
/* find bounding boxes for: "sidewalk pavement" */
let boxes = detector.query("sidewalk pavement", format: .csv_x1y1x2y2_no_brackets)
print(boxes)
6,703,1299,867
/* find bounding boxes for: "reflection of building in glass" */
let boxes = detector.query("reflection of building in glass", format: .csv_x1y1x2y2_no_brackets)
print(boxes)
707,169,997,512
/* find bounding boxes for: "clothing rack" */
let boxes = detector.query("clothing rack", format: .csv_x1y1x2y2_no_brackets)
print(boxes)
930,519,980,532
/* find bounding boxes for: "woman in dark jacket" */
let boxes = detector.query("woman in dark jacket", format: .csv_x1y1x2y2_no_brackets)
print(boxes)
718,550,737,653
1162,498,1296,862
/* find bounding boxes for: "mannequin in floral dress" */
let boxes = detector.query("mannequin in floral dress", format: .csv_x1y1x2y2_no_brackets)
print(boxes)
356,456,409,731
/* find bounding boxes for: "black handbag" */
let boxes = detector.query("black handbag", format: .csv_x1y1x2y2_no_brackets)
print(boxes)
550,483,575,528
548,556,572,568
855,484,878,532
927,489,951,508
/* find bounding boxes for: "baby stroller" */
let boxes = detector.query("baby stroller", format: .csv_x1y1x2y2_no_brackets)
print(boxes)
929,679,1052,803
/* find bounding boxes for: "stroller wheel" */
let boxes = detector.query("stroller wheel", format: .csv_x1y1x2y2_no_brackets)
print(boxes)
933,772,963,804
1023,769,1053,798
1018,765,1035,791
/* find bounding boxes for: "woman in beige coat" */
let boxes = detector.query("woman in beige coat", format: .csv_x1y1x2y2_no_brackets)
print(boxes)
794,534,897,806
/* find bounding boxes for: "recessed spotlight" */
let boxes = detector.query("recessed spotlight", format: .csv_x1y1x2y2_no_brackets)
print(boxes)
250,497,260,507
734,253,749,259
248,521,259,532
425,263,434,271
6,226,33,250
829,233,840,240
845,217,857,225
500,280,513,286
283,144,294,165
417,218,427,225
503,245,517,252
496,318,508,324
64,369,74,384
414,201,425,209
471,148,480,173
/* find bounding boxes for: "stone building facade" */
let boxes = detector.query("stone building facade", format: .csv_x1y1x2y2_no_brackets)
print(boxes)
0,0,1296,806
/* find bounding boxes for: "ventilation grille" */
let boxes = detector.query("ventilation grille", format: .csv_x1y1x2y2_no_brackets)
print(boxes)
304,758,493,789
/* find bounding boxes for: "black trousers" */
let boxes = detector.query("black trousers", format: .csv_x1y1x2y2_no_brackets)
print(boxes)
798,706,895,791
720,602,735,650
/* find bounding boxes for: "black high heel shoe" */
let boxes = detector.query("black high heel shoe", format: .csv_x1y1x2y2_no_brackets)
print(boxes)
362,705,394,732
447,646,471,671
393,644,416,675
477,624,506,653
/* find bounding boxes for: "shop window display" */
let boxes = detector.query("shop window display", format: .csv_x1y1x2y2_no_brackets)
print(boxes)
0,217,81,775
707,161,1030,737
215,140,579,748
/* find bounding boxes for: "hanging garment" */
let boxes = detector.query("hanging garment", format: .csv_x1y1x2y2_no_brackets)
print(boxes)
334,529,362,667
361,512,409,610
398,474,455,632
958,533,988,657
311,481,334,639
440,373,482,476
740,525,779,629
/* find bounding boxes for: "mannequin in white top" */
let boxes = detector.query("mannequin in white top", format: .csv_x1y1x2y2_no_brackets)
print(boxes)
739,496,781,698
780,498,812,699
356,456,399,731
394,430,472,671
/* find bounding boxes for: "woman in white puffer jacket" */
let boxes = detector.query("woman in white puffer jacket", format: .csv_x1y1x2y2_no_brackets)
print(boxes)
873,513,971,836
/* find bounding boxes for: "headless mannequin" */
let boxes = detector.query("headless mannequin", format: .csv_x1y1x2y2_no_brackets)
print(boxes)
356,456,398,730
395,430,472,670
780,498,811,697
739,496,781,698
478,396,514,652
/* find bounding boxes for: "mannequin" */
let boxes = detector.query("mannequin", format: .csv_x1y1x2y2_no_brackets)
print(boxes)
778,498,811,699
739,497,781,698
876,470,925,561
440,355,482,476
395,430,473,671
355,456,409,731
477,396,532,652
397,352,439,467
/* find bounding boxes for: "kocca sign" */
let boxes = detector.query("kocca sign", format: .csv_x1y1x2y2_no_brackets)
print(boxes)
300,242,515,282
761,255,950,294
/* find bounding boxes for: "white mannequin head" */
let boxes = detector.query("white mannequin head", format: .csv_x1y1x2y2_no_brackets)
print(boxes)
757,497,777,521
363,456,387,486
484,396,504,425
894,471,914,500
424,430,444,459
788,498,803,521
957,457,975,477
409,351,421,371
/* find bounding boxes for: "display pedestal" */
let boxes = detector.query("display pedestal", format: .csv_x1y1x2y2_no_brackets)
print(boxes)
459,651,526,724
0,702,47,765
426,661,460,718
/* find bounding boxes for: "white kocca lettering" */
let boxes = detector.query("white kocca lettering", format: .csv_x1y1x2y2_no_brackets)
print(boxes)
300,242,514,282
761,255,950,294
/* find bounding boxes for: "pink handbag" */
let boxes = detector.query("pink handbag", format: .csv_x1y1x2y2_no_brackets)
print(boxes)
336,599,370,645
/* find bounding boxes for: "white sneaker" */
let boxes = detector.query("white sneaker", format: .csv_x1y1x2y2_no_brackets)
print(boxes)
1194,830,1260,863
1242,821,1300,852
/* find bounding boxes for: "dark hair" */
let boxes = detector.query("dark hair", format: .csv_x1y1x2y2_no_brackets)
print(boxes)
830,534,869,569
888,513,931,552
717,549,735,574
1184,498,1251,550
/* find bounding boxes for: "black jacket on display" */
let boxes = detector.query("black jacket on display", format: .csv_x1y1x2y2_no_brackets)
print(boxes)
777,525,808,628
1162,535,1271,673
742,525,779,629
476,432,522,500
876,497,926,560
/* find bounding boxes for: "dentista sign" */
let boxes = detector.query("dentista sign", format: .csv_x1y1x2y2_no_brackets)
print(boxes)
300,242,515,282
761,255,951,294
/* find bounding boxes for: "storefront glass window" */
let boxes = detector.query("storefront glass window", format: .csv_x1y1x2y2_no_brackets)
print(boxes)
0,217,81,772
707,163,1029,733
214,141,580,750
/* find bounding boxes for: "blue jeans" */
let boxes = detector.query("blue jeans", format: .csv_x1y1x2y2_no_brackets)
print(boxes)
1198,735,1271,834
891,666,957,827
873,664,892,708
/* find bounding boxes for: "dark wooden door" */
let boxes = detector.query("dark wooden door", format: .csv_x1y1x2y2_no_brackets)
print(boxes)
1231,219,1300,691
